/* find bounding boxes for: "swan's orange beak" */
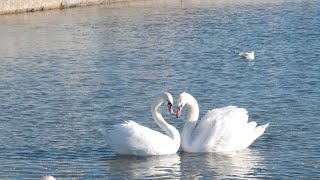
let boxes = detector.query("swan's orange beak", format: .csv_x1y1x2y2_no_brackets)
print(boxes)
176,106,182,118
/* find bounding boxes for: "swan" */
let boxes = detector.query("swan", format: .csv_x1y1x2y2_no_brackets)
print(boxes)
176,92,269,153
108,92,180,156
239,51,255,60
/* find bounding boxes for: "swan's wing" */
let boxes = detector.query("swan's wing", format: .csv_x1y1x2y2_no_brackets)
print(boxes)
191,106,243,149
108,120,176,156
191,106,268,152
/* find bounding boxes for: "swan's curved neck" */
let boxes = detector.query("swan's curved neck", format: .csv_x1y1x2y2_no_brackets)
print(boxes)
181,94,199,150
151,97,180,143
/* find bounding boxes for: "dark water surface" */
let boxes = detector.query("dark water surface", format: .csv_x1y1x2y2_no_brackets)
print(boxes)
0,0,319,179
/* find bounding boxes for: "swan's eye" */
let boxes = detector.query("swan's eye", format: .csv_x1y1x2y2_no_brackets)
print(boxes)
177,99,185,108
167,101,172,107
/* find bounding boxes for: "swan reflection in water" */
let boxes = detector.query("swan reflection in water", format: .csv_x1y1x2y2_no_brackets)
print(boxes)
106,154,181,179
106,149,264,179
180,149,265,179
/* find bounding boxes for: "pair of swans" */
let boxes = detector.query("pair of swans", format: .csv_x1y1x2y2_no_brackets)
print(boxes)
108,92,269,156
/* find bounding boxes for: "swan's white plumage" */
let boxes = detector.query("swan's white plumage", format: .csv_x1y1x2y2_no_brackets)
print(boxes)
108,120,179,155
239,51,255,60
177,93,269,153
108,92,180,156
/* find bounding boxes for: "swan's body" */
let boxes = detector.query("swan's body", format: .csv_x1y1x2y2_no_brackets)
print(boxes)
239,51,255,60
176,92,269,153
108,92,180,156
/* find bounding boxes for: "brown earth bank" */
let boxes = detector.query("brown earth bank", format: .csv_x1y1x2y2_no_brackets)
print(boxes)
0,0,132,15
0,0,287,15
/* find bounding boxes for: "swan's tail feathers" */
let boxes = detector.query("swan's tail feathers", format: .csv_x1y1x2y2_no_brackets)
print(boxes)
256,123,269,136
238,122,269,150
250,122,269,145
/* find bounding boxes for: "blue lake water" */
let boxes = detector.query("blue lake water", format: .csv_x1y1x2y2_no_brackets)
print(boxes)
0,0,319,179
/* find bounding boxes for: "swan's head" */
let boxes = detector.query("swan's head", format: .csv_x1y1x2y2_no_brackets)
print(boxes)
176,92,189,118
163,92,174,114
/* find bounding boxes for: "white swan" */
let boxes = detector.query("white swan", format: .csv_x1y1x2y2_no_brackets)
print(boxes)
176,92,269,153
239,51,255,60
108,92,180,156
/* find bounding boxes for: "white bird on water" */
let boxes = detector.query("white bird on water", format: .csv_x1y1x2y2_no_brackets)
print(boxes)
239,51,255,60
107,92,180,156
41,176,56,180
176,92,269,153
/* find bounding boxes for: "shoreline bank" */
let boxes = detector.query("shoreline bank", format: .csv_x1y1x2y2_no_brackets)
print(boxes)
0,0,130,15
0,0,289,15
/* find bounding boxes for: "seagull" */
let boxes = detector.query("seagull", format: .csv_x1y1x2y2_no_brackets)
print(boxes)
239,51,254,60
42,176,56,180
